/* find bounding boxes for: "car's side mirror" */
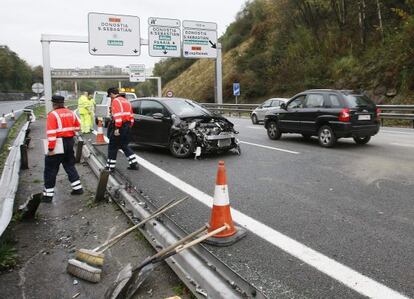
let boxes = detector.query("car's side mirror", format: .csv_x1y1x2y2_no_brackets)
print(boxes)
280,103,287,110
152,113,164,119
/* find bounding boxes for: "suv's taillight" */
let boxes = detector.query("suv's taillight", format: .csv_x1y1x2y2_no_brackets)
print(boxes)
339,108,350,122
376,108,381,121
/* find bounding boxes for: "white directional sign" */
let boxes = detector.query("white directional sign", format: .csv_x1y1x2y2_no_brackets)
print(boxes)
129,64,146,82
148,17,181,57
182,20,217,59
88,12,140,56
31,83,44,94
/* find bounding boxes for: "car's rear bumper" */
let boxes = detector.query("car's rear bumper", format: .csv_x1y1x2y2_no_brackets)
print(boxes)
331,122,380,138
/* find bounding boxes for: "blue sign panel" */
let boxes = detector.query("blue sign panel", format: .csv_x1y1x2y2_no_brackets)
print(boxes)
233,83,240,96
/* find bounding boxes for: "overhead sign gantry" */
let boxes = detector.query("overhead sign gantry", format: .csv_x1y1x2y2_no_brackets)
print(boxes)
41,13,223,113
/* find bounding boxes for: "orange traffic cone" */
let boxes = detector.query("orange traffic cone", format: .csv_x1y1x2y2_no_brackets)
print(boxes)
1,114,7,129
11,110,15,121
93,118,107,145
205,161,247,246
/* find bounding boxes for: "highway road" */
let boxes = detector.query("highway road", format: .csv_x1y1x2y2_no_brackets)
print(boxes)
0,100,36,116
92,118,414,299
0,100,35,149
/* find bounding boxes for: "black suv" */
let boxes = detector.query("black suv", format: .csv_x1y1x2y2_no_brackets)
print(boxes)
264,89,380,147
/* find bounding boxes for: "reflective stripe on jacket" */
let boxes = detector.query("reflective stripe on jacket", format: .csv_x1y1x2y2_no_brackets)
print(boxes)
111,96,134,128
46,108,80,149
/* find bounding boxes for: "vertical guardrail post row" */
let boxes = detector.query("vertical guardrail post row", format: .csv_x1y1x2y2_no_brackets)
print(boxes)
95,169,109,202
75,139,84,164
20,144,29,170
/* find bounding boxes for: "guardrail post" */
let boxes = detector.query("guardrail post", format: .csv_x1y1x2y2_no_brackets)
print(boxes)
20,144,29,170
95,169,109,201
75,139,84,163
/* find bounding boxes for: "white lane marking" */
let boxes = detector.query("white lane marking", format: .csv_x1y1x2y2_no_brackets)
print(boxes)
240,140,300,155
133,155,408,299
391,143,414,148
380,130,414,135
246,126,264,130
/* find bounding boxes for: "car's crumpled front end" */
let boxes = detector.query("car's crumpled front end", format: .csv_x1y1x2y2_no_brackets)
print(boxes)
172,115,240,157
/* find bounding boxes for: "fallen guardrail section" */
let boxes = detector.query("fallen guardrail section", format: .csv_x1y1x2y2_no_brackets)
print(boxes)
81,142,267,299
0,117,32,237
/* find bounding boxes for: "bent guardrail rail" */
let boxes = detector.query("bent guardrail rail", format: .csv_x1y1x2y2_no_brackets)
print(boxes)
81,142,266,299
0,120,31,237
200,103,414,127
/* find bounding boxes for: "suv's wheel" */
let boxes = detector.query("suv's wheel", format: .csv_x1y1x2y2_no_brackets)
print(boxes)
318,125,336,147
251,114,258,124
353,135,371,145
267,121,282,140
169,134,195,158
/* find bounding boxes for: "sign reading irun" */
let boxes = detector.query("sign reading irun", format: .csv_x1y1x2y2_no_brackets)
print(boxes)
88,12,140,56
148,17,181,58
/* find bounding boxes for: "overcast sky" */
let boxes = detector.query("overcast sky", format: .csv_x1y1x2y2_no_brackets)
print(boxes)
1,0,247,69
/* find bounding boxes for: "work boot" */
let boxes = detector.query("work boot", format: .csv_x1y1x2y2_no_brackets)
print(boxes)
71,188,84,195
105,166,114,173
41,195,53,203
127,163,139,170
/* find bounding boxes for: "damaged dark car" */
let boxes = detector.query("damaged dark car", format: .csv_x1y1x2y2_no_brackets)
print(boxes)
129,97,240,158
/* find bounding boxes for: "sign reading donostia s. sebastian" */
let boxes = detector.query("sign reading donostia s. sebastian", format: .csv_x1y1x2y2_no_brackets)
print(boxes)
88,12,141,56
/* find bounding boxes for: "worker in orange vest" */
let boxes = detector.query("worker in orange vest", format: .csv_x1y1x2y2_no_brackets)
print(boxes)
105,87,139,171
43,95,83,202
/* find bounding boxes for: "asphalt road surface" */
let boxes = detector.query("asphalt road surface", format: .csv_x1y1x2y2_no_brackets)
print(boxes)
92,118,414,299
0,100,36,116
0,100,35,149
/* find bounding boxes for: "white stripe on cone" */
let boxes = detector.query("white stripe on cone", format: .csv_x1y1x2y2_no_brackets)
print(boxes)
213,185,230,206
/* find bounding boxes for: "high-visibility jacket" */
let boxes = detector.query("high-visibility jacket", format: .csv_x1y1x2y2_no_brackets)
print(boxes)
111,96,134,128
46,108,80,150
78,95,91,115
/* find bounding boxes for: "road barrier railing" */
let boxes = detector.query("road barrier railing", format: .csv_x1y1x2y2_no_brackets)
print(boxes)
0,119,32,237
81,141,266,299
201,103,414,127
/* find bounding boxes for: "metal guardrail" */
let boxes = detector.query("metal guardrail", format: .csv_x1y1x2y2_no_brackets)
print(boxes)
0,120,31,237
201,103,414,127
81,142,266,299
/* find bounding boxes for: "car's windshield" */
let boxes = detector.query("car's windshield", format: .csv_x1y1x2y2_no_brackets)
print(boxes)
163,99,212,117
345,95,375,108
125,94,136,100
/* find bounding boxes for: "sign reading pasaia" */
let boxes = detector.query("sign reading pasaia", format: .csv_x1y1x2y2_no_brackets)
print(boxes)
148,17,181,58
182,20,217,59
88,12,140,56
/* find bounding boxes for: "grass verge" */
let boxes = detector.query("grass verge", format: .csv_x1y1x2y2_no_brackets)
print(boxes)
0,231,18,272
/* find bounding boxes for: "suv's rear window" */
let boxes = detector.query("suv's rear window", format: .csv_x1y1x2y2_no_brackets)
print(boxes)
344,95,375,108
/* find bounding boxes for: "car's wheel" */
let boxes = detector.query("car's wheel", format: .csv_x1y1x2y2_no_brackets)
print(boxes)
169,134,195,158
318,125,336,147
353,136,371,145
251,114,258,124
267,121,282,140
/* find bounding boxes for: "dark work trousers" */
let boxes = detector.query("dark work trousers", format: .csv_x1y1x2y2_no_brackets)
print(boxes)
106,122,138,169
43,137,82,199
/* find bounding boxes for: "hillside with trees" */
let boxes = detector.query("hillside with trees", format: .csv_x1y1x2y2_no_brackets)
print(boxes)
156,0,414,104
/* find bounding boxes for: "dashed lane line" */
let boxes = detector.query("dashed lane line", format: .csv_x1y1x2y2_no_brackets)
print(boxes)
246,126,264,130
239,140,300,155
391,142,414,148
132,155,408,299
380,130,414,135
